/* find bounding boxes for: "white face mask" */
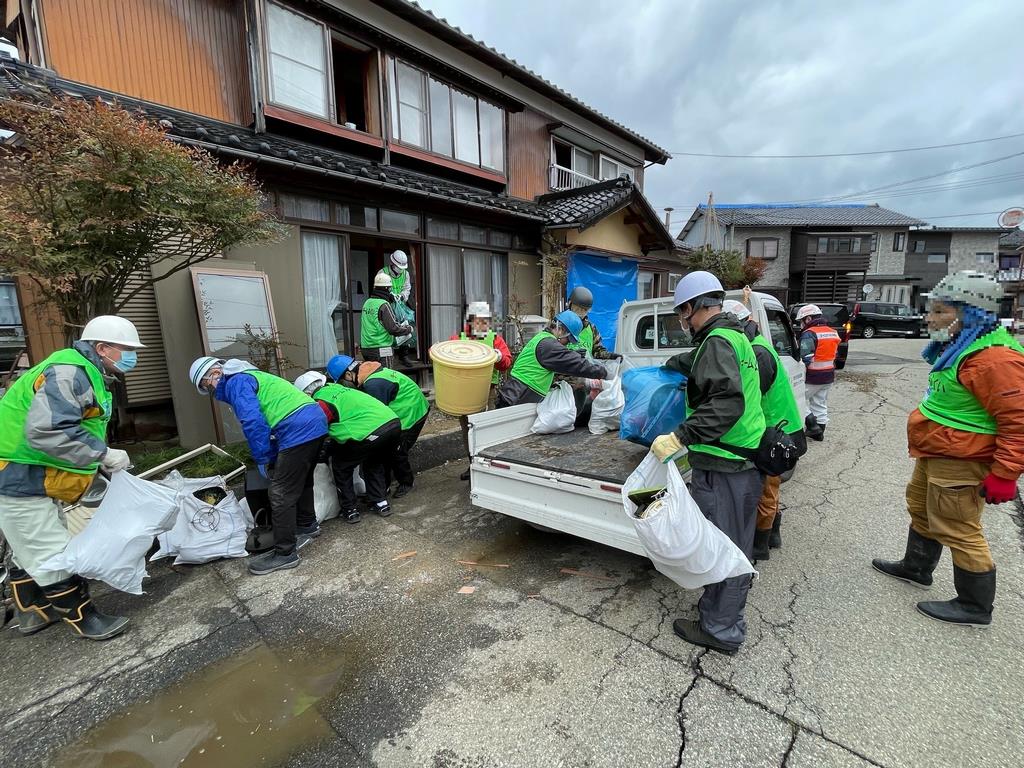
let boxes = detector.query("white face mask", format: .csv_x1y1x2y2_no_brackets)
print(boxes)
929,326,953,343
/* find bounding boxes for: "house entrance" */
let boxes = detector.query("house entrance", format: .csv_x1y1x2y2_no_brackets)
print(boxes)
348,235,421,361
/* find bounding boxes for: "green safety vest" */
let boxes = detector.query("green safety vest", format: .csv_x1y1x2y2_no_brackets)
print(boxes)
685,327,766,463
509,331,556,396
240,370,314,427
365,367,429,429
460,330,499,384
314,383,397,443
391,270,407,298
751,336,803,435
0,348,112,474
361,298,393,349
567,323,595,355
918,327,1024,434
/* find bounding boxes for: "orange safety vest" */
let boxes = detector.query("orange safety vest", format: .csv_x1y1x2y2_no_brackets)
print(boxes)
806,325,840,373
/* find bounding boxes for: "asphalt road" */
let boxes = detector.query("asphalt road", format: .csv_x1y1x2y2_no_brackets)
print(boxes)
2,337,1022,767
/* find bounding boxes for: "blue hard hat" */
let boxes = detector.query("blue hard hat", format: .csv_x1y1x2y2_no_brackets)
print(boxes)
326,354,357,382
554,310,584,341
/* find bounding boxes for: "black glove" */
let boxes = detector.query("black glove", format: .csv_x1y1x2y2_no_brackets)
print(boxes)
609,353,623,361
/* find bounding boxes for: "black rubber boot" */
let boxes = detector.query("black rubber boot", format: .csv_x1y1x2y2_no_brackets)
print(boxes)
917,566,995,627
769,512,783,549
752,529,771,563
44,576,129,641
872,527,943,588
9,568,60,635
673,619,738,656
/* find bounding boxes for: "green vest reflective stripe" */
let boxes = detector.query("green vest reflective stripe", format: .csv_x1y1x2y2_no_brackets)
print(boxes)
460,330,499,384
241,370,314,427
567,323,595,354
365,367,429,429
685,327,766,462
918,327,1024,434
510,331,556,396
0,348,111,474
314,383,396,443
751,336,803,435
361,298,393,348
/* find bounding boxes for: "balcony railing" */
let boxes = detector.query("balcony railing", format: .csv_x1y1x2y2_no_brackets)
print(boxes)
997,268,1024,283
549,164,598,191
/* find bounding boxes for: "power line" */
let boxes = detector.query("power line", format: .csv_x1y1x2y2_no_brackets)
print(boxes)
921,211,1003,219
665,131,1024,159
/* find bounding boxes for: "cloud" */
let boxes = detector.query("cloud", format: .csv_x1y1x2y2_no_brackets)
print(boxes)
419,0,1024,227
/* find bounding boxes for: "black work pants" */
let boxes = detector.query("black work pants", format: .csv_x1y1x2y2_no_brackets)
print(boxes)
330,420,402,508
393,412,428,487
268,436,324,555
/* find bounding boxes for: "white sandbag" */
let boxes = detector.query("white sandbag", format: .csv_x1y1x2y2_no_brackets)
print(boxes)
151,471,252,565
589,359,628,435
622,453,756,590
41,471,180,594
531,381,577,435
314,463,340,522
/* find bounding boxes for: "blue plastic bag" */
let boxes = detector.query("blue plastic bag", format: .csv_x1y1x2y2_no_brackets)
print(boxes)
620,366,687,447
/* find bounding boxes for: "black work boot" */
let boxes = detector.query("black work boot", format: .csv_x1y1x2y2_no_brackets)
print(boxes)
248,550,300,575
769,512,783,549
44,576,129,641
9,568,60,635
872,527,943,588
917,566,995,627
752,529,771,563
673,619,738,656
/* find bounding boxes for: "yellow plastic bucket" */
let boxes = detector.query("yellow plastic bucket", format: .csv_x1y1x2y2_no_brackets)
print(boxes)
429,339,499,416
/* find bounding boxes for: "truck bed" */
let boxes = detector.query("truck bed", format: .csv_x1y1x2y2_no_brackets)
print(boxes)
479,428,650,486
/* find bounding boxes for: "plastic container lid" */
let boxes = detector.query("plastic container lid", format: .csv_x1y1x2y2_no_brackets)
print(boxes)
429,339,499,368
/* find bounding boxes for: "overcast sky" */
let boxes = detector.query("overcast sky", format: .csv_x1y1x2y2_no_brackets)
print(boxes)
420,0,1022,230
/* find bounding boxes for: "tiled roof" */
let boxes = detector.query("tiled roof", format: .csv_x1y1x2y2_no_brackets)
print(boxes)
693,203,925,229
1000,228,1024,249
0,54,545,222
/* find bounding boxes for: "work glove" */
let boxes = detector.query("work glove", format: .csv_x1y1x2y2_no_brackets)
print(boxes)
651,432,684,464
608,353,624,362
100,448,131,473
979,473,1017,504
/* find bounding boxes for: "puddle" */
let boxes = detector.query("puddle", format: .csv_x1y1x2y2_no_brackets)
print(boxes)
52,643,343,768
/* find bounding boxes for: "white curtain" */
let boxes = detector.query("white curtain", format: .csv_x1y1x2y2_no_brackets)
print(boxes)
428,245,461,345
302,233,342,367
463,250,491,306
491,253,508,327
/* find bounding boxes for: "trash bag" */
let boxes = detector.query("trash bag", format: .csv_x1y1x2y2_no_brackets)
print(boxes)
150,471,252,566
353,466,366,497
314,463,340,523
622,453,756,589
41,471,180,594
620,366,687,447
531,381,577,434
393,300,417,350
589,359,629,435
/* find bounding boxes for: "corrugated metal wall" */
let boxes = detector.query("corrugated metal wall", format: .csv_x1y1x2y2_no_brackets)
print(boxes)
40,0,252,125
118,271,172,405
507,108,551,201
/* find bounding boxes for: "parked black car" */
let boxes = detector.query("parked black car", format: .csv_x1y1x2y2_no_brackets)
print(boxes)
848,302,925,339
787,303,849,370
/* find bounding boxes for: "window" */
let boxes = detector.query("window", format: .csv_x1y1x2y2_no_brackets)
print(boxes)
336,203,377,229
638,271,656,300
746,238,779,259
192,269,279,369
927,253,947,264
870,233,878,252
427,217,459,240
573,147,596,178
893,232,906,251
1000,254,1021,270
599,156,634,182
331,35,377,131
489,230,511,248
389,58,505,172
380,209,420,235
913,240,926,253
817,237,828,253
279,193,330,222
667,273,682,291
837,238,851,253
976,252,995,264
460,224,487,245
764,308,798,359
267,3,328,118
427,245,461,346
852,237,862,253
0,281,22,329
634,312,692,350
302,232,348,366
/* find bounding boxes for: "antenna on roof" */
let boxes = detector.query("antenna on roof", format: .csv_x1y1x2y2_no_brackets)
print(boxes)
703,192,722,250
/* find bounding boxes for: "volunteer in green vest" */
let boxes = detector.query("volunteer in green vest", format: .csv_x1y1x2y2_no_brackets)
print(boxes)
327,354,429,499
873,271,1024,627
295,371,401,523
361,272,412,369
495,310,610,409
375,250,416,367
724,298,807,562
653,271,767,655
0,315,143,641
565,286,615,359
190,357,327,576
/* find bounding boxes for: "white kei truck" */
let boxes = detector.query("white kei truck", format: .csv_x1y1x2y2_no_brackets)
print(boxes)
466,290,807,556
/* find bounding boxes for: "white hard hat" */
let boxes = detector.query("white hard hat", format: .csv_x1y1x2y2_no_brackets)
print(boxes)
466,301,491,319
189,356,223,393
390,250,408,271
673,271,725,310
294,370,326,394
795,304,822,322
374,272,393,289
80,315,146,348
722,299,751,321
931,270,1003,313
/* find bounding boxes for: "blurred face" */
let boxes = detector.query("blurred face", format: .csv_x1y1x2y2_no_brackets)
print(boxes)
552,322,571,345
570,303,588,319
470,315,490,337
342,369,358,387
926,300,960,342
199,366,224,394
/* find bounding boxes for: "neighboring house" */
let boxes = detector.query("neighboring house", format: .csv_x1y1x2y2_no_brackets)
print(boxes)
677,203,924,305
902,227,1006,310
995,228,1024,313
0,0,675,446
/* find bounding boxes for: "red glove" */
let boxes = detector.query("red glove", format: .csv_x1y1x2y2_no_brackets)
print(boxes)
979,473,1017,504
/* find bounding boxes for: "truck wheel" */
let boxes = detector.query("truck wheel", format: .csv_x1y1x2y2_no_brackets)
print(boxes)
862,325,877,339
527,522,557,533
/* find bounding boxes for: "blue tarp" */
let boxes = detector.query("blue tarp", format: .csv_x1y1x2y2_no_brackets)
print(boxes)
567,252,638,353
